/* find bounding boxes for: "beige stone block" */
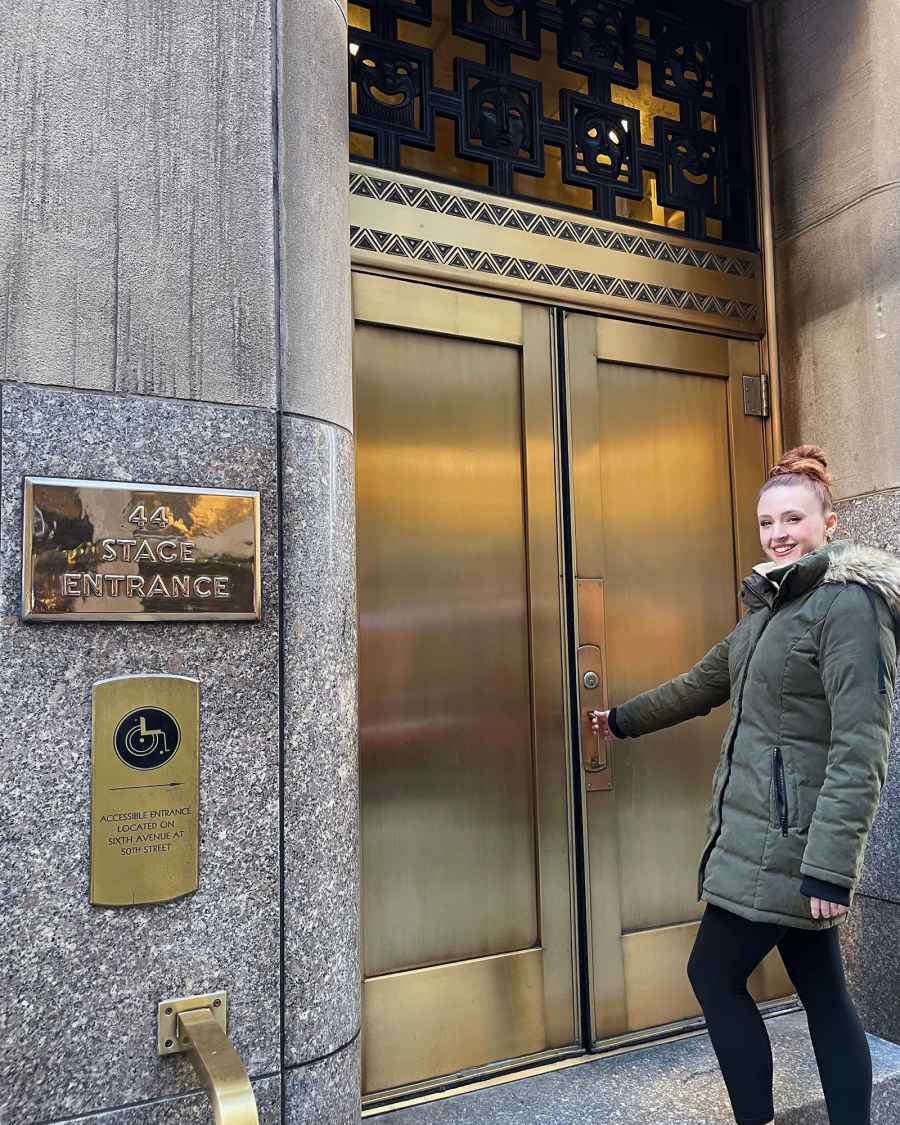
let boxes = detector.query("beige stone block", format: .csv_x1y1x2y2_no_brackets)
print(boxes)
775,185,900,497
764,0,900,242
278,0,353,431
0,1,277,407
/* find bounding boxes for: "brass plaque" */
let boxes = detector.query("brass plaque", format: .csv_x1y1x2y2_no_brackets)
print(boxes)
90,675,200,906
22,477,261,622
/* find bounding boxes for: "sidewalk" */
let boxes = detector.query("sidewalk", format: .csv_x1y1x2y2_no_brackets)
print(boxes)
374,1012,900,1124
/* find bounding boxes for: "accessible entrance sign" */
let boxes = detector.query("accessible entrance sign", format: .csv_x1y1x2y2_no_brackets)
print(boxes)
90,674,200,906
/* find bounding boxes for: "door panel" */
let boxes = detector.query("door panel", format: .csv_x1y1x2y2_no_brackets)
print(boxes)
596,361,735,933
354,274,577,1099
357,325,537,975
364,950,547,1094
566,313,793,1042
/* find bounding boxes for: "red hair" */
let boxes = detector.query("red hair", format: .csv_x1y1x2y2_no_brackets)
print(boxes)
758,445,834,513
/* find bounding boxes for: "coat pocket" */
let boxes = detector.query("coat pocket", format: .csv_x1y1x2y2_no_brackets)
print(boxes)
771,747,789,837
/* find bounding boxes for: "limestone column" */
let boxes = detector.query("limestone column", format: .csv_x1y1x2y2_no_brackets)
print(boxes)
277,0,360,1121
763,0,900,1042
0,0,359,1121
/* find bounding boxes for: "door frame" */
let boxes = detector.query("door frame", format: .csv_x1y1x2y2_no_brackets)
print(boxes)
352,270,787,1107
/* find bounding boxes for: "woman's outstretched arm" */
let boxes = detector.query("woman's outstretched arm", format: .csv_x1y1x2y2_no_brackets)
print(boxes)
601,626,736,740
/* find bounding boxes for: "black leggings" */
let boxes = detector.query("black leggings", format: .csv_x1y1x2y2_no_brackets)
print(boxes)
687,903,871,1125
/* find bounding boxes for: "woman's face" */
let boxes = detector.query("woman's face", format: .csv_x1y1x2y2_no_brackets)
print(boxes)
757,482,837,565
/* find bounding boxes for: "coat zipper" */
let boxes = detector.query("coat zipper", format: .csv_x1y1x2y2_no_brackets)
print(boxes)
697,600,774,897
773,747,788,837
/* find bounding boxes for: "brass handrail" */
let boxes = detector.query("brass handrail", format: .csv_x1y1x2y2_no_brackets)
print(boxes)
158,994,259,1125
177,1008,259,1125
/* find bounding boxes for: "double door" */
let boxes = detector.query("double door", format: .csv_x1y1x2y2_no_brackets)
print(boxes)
353,273,791,1104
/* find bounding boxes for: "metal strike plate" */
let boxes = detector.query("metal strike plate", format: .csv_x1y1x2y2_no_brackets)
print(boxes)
578,644,610,785
158,992,227,1055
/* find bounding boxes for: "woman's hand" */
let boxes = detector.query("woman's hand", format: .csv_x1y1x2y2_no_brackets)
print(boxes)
810,897,848,921
589,709,619,741
585,715,849,923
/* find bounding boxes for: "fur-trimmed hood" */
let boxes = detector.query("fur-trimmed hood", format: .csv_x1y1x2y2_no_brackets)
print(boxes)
748,540,900,623
821,540,900,621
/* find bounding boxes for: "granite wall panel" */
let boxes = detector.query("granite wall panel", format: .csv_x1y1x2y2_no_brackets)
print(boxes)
0,383,280,1122
764,0,900,497
842,894,900,1045
774,186,900,498
763,0,900,244
836,490,900,554
831,495,900,905
281,414,360,1067
44,1077,281,1125
0,2,276,407
285,1040,361,1125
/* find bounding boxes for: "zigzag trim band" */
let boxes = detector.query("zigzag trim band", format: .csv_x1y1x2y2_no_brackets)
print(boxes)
350,172,757,280
351,225,759,323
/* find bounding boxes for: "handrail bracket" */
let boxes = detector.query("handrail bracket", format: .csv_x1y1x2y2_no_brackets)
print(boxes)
157,992,260,1125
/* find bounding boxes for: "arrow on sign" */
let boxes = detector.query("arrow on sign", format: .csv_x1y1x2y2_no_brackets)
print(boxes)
109,781,185,792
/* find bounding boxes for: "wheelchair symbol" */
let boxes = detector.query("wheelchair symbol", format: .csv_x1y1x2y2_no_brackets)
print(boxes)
114,707,181,770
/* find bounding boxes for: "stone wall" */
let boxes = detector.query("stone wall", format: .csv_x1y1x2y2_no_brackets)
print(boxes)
0,1,359,1122
764,0,900,500
763,0,900,1042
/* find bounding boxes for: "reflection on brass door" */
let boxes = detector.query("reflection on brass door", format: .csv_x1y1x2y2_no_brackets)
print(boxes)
357,323,537,976
354,275,577,1100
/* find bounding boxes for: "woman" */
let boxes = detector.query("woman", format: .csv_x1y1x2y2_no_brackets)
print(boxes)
590,446,900,1125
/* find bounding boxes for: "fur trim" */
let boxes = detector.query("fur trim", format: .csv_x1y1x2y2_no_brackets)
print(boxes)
824,541,900,619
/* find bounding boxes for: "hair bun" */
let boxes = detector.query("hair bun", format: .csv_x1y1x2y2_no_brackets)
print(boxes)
769,445,832,487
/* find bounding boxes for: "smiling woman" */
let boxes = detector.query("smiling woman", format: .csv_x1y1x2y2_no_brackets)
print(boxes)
756,446,838,565
591,443,900,1124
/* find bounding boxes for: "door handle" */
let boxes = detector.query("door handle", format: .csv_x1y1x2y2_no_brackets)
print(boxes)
576,578,612,793
158,993,259,1125
578,644,610,789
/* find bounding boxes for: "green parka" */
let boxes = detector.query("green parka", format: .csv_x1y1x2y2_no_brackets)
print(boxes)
611,540,900,929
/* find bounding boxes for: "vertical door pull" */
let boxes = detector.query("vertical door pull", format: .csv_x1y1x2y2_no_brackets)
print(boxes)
576,578,612,793
158,993,259,1125
579,643,609,782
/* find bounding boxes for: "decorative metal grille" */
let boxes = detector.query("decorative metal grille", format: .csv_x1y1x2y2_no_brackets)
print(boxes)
348,0,757,248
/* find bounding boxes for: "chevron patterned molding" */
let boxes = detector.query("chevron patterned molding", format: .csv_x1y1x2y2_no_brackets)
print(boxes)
350,225,759,323
350,172,756,281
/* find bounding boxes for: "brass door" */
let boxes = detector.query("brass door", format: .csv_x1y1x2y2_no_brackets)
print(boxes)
353,274,578,1100
566,315,793,1045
